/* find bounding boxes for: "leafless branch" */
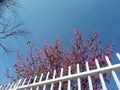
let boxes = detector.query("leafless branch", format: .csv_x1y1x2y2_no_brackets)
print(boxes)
0,0,19,16
0,0,31,53
0,22,31,53
0,42,13,53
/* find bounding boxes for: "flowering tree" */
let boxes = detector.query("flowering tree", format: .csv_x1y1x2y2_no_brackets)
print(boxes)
7,30,114,89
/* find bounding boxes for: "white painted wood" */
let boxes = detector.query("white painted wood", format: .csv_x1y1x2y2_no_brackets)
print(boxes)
116,53,120,61
24,77,32,90
77,64,81,90
27,76,32,85
14,79,22,90
105,56,112,66
0,85,4,90
39,73,43,82
50,70,56,90
95,59,107,90
17,79,22,86
22,78,27,86
105,56,120,90
59,68,63,90
43,72,50,90
30,76,37,90
0,85,3,89
9,81,15,89
33,75,37,83
5,83,10,90
86,61,93,90
12,82,16,89
36,73,43,90
1,84,6,90
68,66,71,90
111,70,120,90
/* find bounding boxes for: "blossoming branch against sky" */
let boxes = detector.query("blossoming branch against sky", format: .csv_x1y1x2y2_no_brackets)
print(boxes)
0,0,120,88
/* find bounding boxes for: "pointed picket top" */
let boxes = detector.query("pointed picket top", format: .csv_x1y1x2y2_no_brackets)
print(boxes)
33,75,37,83
105,56,112,66
116,53,120,61
22,78,27,86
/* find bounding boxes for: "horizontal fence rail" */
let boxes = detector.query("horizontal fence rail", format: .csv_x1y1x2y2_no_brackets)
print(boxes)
1,53,120,90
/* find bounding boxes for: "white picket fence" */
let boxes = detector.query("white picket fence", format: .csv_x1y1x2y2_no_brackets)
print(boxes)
1,53,120,90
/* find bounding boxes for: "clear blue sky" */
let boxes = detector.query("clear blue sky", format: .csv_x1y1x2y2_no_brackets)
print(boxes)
0,0,120,88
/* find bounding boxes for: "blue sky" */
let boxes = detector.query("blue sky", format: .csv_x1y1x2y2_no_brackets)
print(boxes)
0,0,120,87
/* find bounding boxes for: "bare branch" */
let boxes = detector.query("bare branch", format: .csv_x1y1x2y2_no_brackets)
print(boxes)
0,22,31,53
0,0,19,15
0,0,31,53
0,42,13,53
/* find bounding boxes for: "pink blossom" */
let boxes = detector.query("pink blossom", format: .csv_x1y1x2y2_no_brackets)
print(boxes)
17,53,23,61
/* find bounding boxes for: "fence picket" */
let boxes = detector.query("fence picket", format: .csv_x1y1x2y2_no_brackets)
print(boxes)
50,70,56,90
1,84,5,90
9,81,15,89
5,83,10,90
0,85,2,89
14,79,22,90
0,85,4,90
105,56,120,90
22,78,27,86
27,76,32,85
116,53,120,61
86,61,93,90
23,77,32,90
30,76,37,90
68,66,71,90
95,59,107,90
59,68,63,90
43,72,50,90
77,64,81,90
33,75,37,83
36,73,43,90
